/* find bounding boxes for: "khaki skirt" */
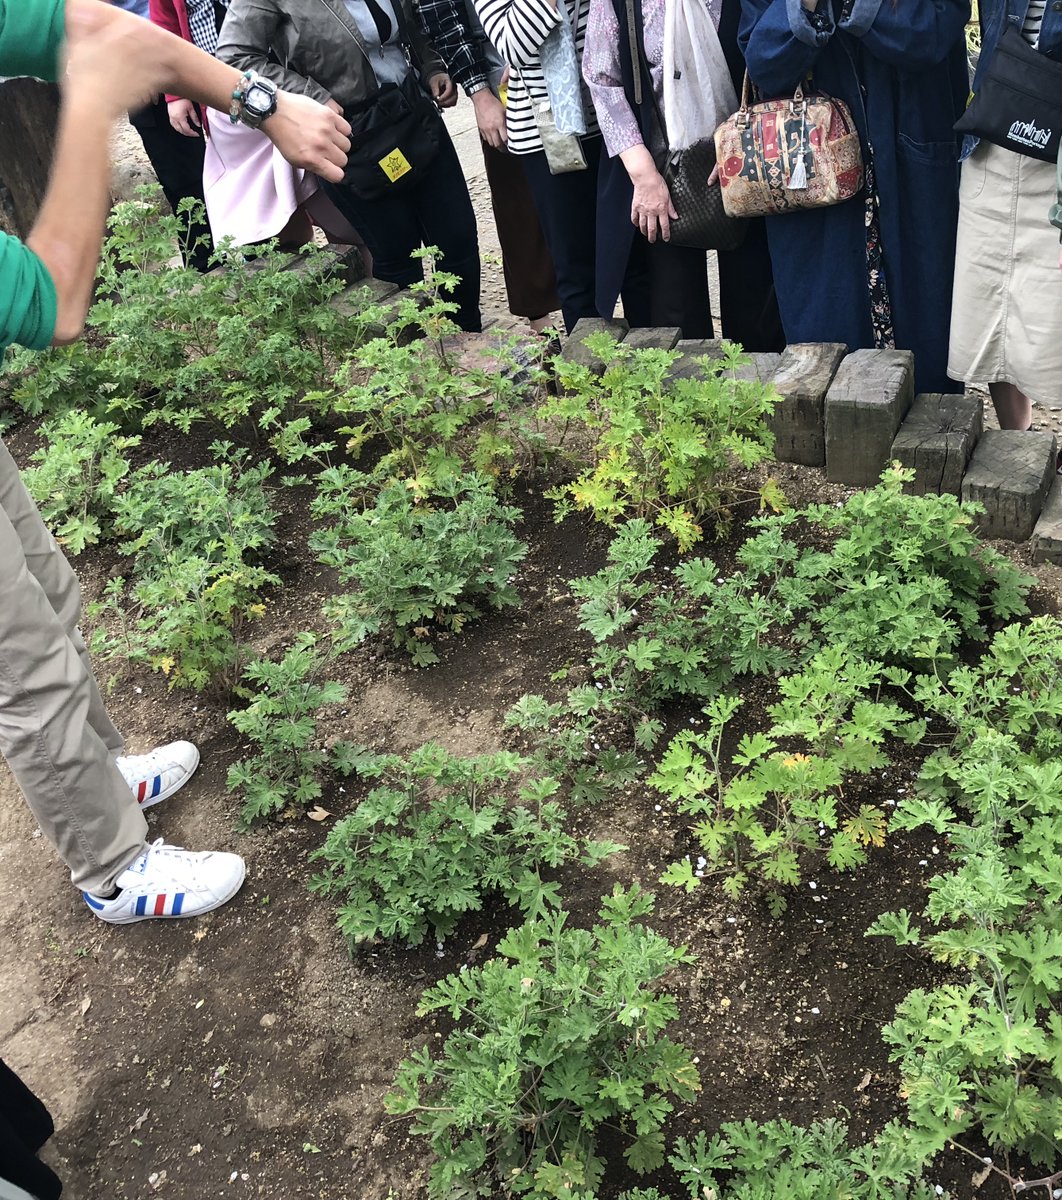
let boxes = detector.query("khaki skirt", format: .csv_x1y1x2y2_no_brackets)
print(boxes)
948,140,1062,406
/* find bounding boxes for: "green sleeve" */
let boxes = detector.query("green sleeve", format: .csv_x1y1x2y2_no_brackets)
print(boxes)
0,232,58,353
0,0,66,82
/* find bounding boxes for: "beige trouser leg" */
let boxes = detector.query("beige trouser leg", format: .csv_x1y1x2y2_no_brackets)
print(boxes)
0,438,148,894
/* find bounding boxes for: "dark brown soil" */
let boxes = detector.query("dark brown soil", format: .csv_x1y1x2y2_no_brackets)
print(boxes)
3,408,1059,1200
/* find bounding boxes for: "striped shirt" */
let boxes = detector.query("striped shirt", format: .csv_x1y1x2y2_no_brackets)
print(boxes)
1022,0,1046,46
473,0,598,154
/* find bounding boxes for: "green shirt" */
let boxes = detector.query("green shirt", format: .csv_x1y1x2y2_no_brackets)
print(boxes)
0,0,65,353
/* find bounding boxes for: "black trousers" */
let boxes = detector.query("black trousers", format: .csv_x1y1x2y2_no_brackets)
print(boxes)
0,1060,61,1200
322,127,481,332
623,236,713,339
519,139,604,335
128,98,213,273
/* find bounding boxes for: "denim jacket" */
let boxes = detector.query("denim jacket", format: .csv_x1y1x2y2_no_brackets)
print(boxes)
963,0,1062,157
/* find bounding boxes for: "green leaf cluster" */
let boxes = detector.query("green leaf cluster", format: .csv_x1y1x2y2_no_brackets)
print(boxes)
654,651,923,909
3,196,361,448
227,633,346,827
872,617,1062,1168
311,473,527,664
87,445,278,693
668,1117,946,1199
23,410,140,553
542,337,780,549
385,886,697,1199
311,743,623,948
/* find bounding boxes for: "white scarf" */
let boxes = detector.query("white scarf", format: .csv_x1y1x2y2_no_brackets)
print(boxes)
661,0,735,151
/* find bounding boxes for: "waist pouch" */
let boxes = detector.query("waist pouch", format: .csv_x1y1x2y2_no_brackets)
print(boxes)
342,73,442,198
955,25,1062,163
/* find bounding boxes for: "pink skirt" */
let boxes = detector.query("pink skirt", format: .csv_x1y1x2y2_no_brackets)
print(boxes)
202,112,362,247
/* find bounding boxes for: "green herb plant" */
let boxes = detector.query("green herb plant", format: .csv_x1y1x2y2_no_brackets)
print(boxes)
333,251,553,495
311,472,527,665
656,649,924,913
22,411,140,553
869,617,1062,1180
542,336,781,550
88,446,279,693
227,634,346,828
311,742,623,948
385,886,698,1199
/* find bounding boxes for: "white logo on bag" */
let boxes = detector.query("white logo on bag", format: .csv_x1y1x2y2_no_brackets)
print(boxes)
1008,117,1052,149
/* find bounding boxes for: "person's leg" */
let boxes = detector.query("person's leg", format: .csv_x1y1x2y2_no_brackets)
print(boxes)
481,141,560,322
519,143,601,334
645,239,712,339
128,99,213,273
410,130,481,332
0,440,122,756
320,179,427,293
990,381,1033,431
0,484,148,896
716,217,785,352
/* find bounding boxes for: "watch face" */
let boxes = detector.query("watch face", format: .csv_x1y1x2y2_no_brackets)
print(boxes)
245,82,275,115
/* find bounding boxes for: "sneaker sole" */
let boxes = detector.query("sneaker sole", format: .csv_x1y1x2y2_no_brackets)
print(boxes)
89,860,247,925
138,745,201,811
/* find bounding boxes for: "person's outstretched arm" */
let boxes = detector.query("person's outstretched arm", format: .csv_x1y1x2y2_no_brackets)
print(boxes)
66,0,351,177
9,0,350,347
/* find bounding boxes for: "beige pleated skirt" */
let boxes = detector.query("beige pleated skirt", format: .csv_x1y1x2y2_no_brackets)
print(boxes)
948,140,1062,406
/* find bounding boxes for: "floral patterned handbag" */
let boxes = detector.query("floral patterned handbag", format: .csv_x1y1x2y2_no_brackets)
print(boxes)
713,73,864,218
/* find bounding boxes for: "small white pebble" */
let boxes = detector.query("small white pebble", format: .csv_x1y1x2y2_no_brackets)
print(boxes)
815,919,824,925
229,1173,238,1184
918,859,929,866
886,798,896,807
595,682,603,690
695,870,704,878
935,1187,944,1196
135,687,143,695
897,788,906,794
983,1157,992,1165
932,846,940,855
726,916,737,924
653,804,662,812
808,881,818,890
810,1007,820,1014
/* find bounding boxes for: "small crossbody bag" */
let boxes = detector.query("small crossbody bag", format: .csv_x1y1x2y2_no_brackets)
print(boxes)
955,25,1062,163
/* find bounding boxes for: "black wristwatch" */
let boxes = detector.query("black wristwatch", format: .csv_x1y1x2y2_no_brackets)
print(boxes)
229,70,278,129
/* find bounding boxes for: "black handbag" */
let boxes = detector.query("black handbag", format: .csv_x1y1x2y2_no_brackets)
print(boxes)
641,43,748,251
955,24,1062,163
342,72,443,199
660,137,748,252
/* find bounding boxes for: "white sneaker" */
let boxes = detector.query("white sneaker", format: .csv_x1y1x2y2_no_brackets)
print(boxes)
83,839,246,923
115,741,200,809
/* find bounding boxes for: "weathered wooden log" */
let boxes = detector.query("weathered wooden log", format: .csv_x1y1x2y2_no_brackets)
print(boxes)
825,348,914,486
0,79,60,238
890,392,983,495
559,317,629,374
962,429,1057,541
1031,477,1062,565
767,343,847,467
622,326,682,351
667,337,729,382
731,351,783,385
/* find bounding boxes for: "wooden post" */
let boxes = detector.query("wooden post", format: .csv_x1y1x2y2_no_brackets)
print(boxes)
0,79,60,238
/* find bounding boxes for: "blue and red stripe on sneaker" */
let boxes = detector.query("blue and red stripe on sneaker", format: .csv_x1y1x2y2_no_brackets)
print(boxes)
136,775,163,805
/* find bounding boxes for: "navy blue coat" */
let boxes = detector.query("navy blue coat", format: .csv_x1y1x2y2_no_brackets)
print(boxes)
739,0,970,393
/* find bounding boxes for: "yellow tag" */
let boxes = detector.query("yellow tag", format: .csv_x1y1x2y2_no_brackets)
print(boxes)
379,148,412,183
498,81,508,108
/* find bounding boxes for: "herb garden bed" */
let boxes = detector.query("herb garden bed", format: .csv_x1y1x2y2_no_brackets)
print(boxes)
1,204,1061,1200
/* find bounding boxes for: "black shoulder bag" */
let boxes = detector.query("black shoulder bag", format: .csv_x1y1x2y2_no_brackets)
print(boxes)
955,24,1062,162
337,0,443,198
